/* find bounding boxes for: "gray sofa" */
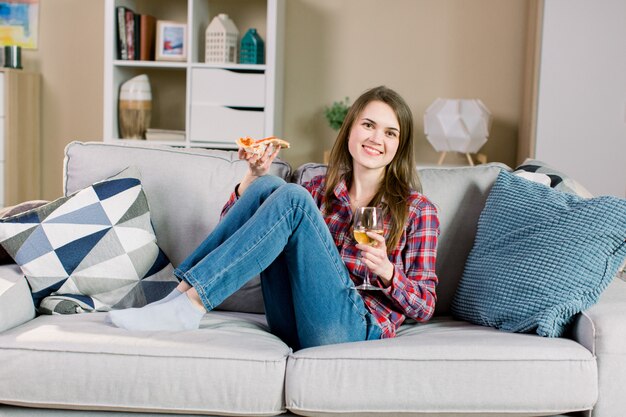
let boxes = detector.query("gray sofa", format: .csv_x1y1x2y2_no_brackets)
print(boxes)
0,141,624,417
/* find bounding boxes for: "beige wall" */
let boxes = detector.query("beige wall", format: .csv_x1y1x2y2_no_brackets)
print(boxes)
23,0,529,199
284,0,529,169
23,0,104,200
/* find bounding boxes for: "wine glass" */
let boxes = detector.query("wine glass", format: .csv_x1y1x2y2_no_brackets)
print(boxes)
353,207,384,291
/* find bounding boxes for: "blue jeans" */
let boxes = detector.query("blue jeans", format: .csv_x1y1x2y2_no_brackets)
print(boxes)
174,175,382,350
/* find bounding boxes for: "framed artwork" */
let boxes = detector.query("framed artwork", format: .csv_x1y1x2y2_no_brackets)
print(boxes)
155,20,187,61
0,0,39,49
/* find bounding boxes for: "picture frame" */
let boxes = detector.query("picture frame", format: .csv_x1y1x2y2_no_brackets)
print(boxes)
0,0,40,49
155,20,187,61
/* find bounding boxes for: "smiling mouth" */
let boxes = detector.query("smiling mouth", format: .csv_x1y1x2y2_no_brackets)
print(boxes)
362,145,383,156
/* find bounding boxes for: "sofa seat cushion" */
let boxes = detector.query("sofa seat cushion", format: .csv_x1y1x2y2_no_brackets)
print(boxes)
0,312,290,416
285,317,596,417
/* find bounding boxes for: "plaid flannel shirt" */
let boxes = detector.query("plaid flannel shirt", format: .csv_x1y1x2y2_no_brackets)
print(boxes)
221,175,439,338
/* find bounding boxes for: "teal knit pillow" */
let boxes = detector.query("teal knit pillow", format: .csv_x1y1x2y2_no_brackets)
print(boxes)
451,170,626,337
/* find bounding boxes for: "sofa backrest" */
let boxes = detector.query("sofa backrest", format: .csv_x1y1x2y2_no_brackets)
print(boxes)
294,162,509,316
65,141,509,317
64,141,291,312
420,164,509,314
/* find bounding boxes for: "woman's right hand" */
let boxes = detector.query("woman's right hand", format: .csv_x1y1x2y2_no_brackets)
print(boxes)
237,144,281,196
239,144,280,177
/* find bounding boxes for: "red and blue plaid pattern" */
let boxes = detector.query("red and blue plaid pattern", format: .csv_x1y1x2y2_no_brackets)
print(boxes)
305,175,439,338
222,175,439,338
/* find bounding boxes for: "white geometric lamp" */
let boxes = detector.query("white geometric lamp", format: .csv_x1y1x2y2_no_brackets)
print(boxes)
424,98,492,165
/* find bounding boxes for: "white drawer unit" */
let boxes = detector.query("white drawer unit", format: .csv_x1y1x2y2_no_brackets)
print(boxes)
189,67,267,145
190,68,266,108
190,105,264,145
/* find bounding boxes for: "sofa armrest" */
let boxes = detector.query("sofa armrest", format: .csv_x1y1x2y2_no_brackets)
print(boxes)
571,278,626,417
0,264,35,332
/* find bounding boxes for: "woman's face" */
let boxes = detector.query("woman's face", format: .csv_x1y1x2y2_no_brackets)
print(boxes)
348,100,400,173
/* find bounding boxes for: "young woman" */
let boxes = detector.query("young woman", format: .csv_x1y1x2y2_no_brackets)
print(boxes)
108,86,440,350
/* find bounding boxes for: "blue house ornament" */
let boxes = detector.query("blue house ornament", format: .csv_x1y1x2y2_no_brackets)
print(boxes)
240,28,264,64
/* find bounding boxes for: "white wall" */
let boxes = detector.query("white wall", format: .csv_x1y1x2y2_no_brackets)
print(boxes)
535,0,626,197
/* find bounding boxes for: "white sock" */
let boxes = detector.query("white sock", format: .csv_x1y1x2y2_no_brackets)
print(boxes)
106,293,206,331
148,288,182,306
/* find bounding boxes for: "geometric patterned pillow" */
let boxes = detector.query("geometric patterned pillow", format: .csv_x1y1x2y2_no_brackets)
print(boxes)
0,167,178,314
514,158,594,198
0,200,49,265
451,170,626,337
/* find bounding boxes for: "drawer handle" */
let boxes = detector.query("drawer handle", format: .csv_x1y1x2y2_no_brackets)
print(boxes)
226,106,264,112
226,69,264,75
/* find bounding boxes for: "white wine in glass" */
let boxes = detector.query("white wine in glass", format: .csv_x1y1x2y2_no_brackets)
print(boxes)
353,206,384,291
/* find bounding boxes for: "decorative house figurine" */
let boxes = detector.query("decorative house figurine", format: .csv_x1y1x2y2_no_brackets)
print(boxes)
240,28,264,64
118,74,152,139
205,13,239,64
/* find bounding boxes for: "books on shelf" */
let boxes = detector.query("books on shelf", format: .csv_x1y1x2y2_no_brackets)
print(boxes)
139,14,156,60
116,6,156,61
145,129,186,141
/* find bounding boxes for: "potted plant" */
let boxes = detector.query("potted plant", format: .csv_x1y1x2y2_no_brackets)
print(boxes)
324,97,350,131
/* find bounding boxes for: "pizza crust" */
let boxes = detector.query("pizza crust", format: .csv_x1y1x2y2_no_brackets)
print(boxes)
236,136,290,156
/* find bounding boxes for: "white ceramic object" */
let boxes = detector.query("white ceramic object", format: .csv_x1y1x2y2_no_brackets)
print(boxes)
118,74,152,139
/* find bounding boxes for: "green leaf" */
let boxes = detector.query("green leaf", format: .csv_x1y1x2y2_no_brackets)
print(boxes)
324,97,350,131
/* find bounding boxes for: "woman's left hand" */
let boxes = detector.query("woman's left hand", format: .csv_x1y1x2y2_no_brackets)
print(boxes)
356,231,395,287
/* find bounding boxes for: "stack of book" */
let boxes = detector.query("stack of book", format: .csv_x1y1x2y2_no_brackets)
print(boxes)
145,129,186,141
116,6,156,61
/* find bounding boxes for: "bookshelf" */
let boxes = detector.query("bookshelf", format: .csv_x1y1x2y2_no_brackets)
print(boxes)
103,0,285,149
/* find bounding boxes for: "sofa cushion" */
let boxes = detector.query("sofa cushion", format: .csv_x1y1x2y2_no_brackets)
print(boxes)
64,142,292,314
0,166,177,313
291,162,328,184
452,170,626,337
0,311,289,415
285,317,596,416
419,163,509,315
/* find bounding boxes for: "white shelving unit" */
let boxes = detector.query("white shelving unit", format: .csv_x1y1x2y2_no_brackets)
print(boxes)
103,0,284,149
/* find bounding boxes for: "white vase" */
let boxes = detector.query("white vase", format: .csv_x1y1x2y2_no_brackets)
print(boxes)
118,74,152,139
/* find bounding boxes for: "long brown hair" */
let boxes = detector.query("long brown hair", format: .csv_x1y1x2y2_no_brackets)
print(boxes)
324,86,421,253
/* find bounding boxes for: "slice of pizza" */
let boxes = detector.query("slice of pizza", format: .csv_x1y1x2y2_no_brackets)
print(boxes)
236,136,290,156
